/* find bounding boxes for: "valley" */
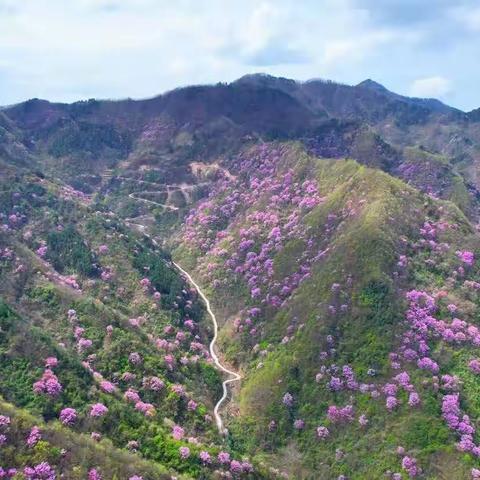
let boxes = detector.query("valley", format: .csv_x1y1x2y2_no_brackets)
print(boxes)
2,75,480,479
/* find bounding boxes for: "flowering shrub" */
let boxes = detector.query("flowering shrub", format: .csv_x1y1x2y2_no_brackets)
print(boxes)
327,405,354,423
59,408,77,425
24,462,56,480
90,403,108,417
33,370,62,397
172,425,185,440
217,451,231,464
88,469,102,480
179,446,190,459
401,456,419,477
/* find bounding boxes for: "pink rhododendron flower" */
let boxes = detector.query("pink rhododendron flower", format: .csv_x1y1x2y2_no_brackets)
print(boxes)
44,357,58,368
59,408,77,425
33,369,62,396
317,426,329,439
282,392,294,407
100,380,117,394
218,451,231,464
386,396,399,411
124,388,141,403
179,446,190,459
24,462,56,480
358,414,368,427
294,419,305,430
402,456,419,477
128,352,141,365
98,245,109,254
457,250,474,266
469,359,480,374
172,425,185,440
26,427,41,447
135,401,155,417
88,469,102,480
0,415,11,428
90,403,108,417
199,451,212,464
327,404,354,423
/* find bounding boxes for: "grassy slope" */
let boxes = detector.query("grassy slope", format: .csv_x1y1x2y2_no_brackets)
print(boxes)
174,143,480,479
0,396,180,479
0,171,264,479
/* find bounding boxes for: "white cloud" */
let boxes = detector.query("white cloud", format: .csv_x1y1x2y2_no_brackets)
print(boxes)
322,30,399,65
450,5,480,31
0,0,476,110
410,76,451,98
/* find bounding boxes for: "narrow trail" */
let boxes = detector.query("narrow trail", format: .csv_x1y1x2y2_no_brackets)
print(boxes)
128,192,179,211
122,186,242,435
173,261,242,435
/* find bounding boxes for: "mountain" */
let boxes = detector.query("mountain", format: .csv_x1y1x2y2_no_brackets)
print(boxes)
2,75,480,479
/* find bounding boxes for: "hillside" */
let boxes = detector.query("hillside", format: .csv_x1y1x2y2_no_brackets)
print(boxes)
0,168,261,479
173,142,480,478
2,76,480,479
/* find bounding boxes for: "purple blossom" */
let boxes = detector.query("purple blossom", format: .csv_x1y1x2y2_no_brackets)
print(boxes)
469,359,480,374
44,357,58,368
199,450,212,464
26,426,41,447
172,425,185,440
24,463,56,480
33,369,62,396
294,419,305,430
88,469,102,480
128,352,142,365
100,380,117,394
217,451,231,464
327,405,354,423
179,446,190,459
90,403,108,417
230,460,243,474
417,357,439,374
59,408,77,425
358,414,368,427
0,415,11,428
282,392,294,407
457,250,474,266
401,456,419,477
408,392,421,407
386,396,399,411
316,426,329,439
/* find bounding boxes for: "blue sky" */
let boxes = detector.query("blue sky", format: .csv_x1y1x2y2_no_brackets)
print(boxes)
0,0,479,111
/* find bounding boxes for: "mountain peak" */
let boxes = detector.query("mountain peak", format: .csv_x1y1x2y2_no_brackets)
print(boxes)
356,79,389,92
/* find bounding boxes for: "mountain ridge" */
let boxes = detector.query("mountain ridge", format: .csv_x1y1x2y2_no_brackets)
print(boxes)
2,73,480,479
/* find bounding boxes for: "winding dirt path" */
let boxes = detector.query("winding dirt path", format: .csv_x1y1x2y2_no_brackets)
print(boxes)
123,186,242,435
128,192,179,211
173,262,242,435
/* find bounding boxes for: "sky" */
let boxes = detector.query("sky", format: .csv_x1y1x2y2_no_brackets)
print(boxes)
0,0,479,111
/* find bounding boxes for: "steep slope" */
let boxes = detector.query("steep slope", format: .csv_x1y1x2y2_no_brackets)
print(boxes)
0,83,320,186
174,142,480,479
3,74,479,221
3,76,480,479
0,169,261,479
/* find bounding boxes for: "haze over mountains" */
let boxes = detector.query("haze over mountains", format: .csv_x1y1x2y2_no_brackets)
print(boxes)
2,75,480,479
